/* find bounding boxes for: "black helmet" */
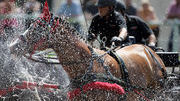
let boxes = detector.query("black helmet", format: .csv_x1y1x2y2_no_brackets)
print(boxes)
97,0,116,7
115,2,126,15
115,2,126,12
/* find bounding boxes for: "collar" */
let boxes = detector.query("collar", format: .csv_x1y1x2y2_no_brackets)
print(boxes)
100,10,115,20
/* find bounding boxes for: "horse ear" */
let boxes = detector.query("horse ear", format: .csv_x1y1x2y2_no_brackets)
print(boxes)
41,0,51,22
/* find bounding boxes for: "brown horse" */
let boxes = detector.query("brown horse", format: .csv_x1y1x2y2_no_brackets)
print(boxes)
9,14,167,100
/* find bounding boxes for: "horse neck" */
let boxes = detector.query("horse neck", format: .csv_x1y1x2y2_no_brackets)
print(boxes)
51,26,92,79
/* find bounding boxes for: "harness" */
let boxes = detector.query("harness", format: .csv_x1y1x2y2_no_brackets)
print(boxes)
67,46,152,101
63,46,128,100
144,46,167,87
108,50,131,84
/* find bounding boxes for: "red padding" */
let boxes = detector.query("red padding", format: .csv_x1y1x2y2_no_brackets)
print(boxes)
0,81,60,97
68,81,125,99
0,89,7,97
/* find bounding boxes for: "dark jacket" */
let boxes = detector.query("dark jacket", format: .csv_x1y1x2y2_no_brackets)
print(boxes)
126,15,153,44
88,11,128,47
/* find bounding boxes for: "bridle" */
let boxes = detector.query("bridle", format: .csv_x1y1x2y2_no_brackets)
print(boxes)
18,15,60,60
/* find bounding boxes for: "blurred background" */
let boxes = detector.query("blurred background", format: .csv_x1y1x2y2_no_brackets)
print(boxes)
0,0,179,52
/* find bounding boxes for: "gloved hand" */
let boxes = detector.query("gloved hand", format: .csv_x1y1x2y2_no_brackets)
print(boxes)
87,33,96,41
110,36,123,46
148,45,156,51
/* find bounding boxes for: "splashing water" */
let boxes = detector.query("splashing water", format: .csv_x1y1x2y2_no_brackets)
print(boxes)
1,12,179,101
0,14,69,101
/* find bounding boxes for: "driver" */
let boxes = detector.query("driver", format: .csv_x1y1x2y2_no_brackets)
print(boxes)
115,2,157,50
87,0,129,49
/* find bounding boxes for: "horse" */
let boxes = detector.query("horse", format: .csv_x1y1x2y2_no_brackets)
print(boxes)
9,13,167,100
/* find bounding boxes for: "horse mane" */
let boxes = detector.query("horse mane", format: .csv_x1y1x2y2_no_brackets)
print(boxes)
56,16,86,42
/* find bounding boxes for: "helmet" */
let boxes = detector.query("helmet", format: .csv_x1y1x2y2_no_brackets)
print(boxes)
115,2,126,13
97,0,116,7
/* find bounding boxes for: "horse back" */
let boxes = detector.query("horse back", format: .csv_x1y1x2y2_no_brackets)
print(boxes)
94,44,166,88
115,44,166,88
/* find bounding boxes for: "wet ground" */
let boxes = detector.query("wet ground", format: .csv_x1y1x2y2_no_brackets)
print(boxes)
160,67,180,101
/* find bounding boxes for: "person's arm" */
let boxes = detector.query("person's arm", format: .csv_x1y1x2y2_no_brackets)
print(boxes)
118,27,128,41
111,14,128,46
166,3,180,19
167,14,180,19
166,8,180,19
148,34,156,46
138,16,156,46
111,27,127,46
117,14,128,40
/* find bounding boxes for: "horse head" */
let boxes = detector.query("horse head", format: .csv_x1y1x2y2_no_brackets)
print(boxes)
9,1,56,56
9,18,52,56
9,16,80,58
